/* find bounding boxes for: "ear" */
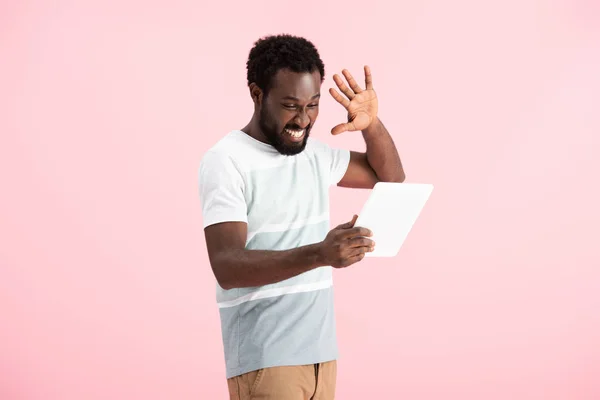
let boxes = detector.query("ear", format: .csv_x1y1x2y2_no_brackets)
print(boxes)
249,83,263,106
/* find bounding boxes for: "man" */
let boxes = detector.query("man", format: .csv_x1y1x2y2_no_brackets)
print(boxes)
198,34,405,399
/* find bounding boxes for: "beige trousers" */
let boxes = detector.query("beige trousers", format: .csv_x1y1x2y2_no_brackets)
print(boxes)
227,361,337,400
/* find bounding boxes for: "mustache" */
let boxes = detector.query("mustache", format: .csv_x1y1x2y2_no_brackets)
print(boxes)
285,124,310,131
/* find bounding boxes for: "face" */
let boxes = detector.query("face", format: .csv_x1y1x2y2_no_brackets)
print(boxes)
257,69,321,156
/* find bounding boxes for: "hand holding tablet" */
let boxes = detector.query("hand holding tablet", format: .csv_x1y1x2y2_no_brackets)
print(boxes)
354,182,433,257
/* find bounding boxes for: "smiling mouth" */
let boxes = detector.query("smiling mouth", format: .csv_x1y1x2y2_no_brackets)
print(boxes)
284,127,306,142
284,128,304,138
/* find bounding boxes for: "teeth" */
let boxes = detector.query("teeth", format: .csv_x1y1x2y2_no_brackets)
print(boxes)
285,129,304,138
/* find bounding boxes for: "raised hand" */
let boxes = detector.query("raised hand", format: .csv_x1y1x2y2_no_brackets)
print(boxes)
328,65,379,135
318,215,375,268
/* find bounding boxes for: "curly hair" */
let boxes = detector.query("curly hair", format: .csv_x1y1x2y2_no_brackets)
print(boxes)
246,34,326,96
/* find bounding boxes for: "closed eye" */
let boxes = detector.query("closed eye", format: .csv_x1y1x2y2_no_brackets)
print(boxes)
282,103,319,109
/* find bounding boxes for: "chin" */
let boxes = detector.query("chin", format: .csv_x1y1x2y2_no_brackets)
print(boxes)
275,137,308,156
275,144,306,156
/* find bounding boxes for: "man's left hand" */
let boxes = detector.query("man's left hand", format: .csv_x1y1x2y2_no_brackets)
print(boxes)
329,65,379,135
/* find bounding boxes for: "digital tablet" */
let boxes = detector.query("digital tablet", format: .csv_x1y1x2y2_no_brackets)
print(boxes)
354,182,434,257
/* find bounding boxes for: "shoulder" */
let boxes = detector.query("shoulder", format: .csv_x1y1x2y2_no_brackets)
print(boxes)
199,131,250,169
305,137,329,151
199,149,237,173
198,138,246,186
304,137,350,160
303,137,336,159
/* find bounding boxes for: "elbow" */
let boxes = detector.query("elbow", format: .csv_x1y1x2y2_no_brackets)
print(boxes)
210,257,236,290
394,168,406,183
215,271,235,290
218,280,235,290
380,171,405,183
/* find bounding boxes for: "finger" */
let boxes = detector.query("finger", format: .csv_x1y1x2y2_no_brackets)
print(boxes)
342,69,363,93
364,65,373,90
342,252,367,267
348,246,372,258
344,246,374,261
331,122,353,135
336,214,358,229
347,237,375,248
333,74,355,100
328,87,350,108
340,226,373,238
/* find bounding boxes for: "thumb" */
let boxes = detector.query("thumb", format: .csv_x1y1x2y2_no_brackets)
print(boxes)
331,122,351,135
337,214,358,229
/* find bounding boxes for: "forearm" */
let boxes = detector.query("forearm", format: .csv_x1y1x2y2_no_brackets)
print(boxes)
362,117,405,182
212,243,326,290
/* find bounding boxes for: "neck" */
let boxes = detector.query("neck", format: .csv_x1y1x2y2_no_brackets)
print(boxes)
241,113,269,144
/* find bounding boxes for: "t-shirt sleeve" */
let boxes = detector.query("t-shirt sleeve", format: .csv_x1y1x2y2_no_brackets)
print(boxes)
328,145,351,186
198,151,248,229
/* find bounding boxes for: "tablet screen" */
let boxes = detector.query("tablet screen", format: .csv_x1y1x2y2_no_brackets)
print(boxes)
354,182,433,257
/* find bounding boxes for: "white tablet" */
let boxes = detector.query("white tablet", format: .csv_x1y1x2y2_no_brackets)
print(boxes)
354,182,433,257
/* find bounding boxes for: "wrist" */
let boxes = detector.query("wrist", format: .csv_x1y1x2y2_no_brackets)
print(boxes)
362,117,382,136
311,242,327,268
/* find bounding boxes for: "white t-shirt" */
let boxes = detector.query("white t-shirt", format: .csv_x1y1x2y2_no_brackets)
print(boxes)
198,129,350,378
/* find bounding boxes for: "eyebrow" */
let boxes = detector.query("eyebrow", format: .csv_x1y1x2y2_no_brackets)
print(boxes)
282,94,321,101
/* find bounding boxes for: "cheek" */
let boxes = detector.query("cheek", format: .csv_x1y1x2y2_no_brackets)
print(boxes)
265,107,287,130
306,108,319,123
280,111,297,126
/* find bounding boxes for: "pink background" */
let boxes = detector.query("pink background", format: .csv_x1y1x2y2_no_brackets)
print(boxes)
1,0,599,399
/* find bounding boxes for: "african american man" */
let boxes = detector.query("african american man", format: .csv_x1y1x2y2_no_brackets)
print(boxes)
198,34,405,400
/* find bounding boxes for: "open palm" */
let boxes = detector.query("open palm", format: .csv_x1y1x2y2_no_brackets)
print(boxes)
329,65,379,135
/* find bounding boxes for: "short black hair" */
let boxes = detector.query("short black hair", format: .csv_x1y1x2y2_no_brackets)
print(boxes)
246,34,325,96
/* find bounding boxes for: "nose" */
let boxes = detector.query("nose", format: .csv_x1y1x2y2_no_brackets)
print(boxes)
294,108,310,129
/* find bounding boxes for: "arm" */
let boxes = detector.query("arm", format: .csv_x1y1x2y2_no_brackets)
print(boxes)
204,222,324,290
329,66,406,189
338,117,405,188
361,117,405,182
204,217,374,290
198,152,316,289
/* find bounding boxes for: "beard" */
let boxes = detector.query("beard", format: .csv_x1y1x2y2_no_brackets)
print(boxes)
258,106,310,156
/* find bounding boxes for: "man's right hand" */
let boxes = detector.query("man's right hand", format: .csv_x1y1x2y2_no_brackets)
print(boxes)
319,215,375,268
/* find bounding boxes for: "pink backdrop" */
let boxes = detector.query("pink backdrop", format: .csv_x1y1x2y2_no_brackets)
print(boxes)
2,0,599,399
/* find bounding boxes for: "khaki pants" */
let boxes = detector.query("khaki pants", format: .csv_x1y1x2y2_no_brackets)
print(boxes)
227,361,337,400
